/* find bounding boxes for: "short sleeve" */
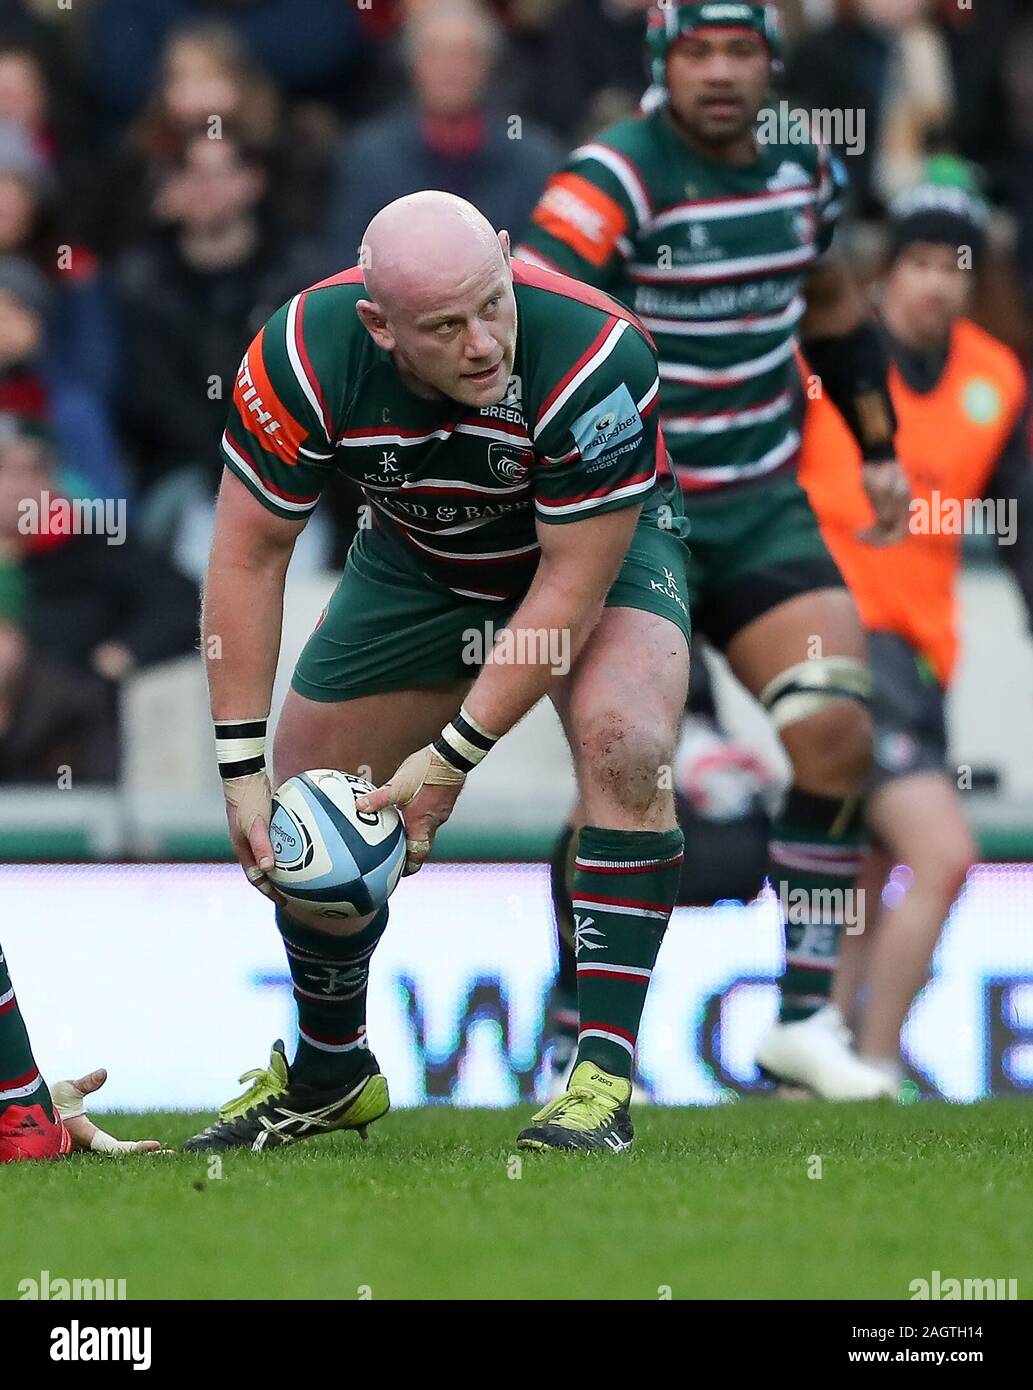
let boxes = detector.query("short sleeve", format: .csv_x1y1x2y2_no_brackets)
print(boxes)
532,319,662,524
220,300,335,521
518,141,648,289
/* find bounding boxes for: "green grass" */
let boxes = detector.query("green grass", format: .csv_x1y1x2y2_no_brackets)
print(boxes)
4,1101,1032,1300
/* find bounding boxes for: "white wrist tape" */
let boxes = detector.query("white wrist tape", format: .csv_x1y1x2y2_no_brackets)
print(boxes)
214,716,268,779
433,705,500,774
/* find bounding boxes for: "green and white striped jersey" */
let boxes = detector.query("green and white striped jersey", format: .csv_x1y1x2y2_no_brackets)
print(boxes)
519,108,846,492
220,260,674,603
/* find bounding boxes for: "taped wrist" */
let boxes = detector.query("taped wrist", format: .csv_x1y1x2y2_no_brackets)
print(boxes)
433,705,500,774
803,322,898,461
214,717,268,778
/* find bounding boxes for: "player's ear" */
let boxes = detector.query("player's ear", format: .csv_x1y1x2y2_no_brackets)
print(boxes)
356,299,395,352
498,229,511,263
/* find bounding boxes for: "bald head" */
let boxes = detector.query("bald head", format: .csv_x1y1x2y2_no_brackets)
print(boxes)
361,191,506,316
355,191,517,408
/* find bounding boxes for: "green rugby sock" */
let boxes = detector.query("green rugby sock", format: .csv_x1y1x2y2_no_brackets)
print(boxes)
0,941,54,1119
275,906,388,1088
571,826,684,1081
548,823,579,1066
769,788,866,1023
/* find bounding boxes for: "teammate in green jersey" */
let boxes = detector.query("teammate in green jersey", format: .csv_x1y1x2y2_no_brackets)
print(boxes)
520,1,912,1099
185,190,693,1155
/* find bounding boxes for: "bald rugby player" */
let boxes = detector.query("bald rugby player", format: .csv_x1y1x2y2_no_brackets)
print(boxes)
185,192,691,1155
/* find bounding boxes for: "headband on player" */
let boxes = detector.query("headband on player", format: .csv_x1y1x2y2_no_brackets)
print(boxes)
646,1,783,90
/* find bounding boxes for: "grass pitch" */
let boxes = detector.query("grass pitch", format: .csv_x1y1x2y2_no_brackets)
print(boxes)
4,1101,1031,1301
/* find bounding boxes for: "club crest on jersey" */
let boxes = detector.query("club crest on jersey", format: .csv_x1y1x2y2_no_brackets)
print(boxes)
767,160,812,191
487,441,533,485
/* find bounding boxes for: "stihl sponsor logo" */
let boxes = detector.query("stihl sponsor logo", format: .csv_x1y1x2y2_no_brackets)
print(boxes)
237,356,284,440
539,184,608,246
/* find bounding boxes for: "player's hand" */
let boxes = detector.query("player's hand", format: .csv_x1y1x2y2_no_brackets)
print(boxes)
356,746,466,875
222,768,286,904
51,1069,166,1155
858,460,911,547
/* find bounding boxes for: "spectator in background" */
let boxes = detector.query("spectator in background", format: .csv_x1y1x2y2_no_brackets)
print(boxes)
0,607,119,784
0,35,97,221
113,129,327,574
786,0,955,216
88,0,366,127
0,119,118,408
94,21,338,257
527,0,652,143
0,411,198,701
0,413,194,786
0,254,126,501
324,0,563,266
997,8,1033,316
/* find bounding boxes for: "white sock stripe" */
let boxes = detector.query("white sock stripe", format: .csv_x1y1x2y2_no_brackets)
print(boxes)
785,955,835,971
0,985,14,1008
576,962,652,981
574,854,683,871
298,1028,368,1053
571,898,668,920
0,1073,42,1101
292,982,367,1003
771,848,862,876
781,993,831,1010
285,944,376,966
770,841,863,862
577,1027,636,1057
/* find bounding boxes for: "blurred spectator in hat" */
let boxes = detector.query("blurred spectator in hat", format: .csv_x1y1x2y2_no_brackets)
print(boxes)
0,412,198,693
525,0,652,143
324,0,563,266
93,21,338,258
0,251,126,501
0,606,119,785
0,117,118,406
112,128,328,574
785,0,955,216
87,0,366,127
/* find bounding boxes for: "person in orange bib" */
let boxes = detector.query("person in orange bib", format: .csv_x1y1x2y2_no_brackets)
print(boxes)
799,163,1033,1090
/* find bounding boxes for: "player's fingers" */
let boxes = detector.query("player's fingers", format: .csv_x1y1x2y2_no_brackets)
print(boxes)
248,818,275,876
403,836,432,876
245,866,287,906
355,783,395,813
70,1068,107,1097
51,1077,89,1121
89,1129,164,1156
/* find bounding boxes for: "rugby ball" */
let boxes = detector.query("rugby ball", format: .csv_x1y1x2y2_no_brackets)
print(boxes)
268,769,406,918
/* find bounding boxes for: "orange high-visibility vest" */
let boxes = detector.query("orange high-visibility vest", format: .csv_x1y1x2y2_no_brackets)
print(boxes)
799,319,1027,685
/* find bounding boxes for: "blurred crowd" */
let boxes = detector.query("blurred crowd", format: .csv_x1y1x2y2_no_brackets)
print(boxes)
0,0,1031,783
